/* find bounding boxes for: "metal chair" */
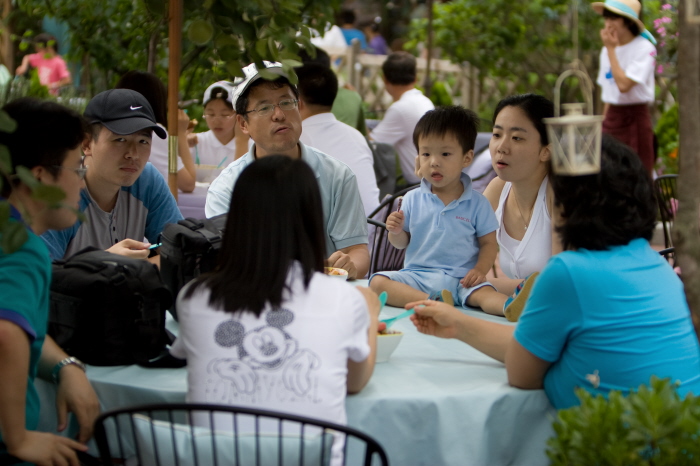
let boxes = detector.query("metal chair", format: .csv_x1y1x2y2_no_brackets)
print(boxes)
367,140,397,200
94,403,389,466
654,174,678,249
367,185,419,276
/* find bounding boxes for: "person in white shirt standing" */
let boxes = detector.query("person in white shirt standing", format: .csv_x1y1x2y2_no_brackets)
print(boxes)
370,51,434,186
297,64,380,218
593,0,657,174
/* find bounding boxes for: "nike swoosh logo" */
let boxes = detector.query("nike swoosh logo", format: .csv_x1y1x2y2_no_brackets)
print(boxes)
130,106,142,110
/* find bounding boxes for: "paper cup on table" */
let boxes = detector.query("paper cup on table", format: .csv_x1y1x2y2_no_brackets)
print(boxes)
195,164,224,184
324,267,349,280
376,330,403,363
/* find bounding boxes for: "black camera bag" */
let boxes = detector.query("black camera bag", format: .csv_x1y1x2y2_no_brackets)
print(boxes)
159,214,227,320
48,247,179,367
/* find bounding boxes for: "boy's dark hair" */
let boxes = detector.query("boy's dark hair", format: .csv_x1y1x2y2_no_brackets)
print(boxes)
115,70,168,125
382,52,417,85
493,94,554,146
298,46,331,68
413,105,480,154
34,33,58,51
0,98,87,197
295,64,338,108
339,9,356,25
186,155,326,315
552,134,656,251
235,78,300,118
602,8,641,36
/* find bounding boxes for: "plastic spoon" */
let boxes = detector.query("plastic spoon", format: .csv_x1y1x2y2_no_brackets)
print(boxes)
380,309,415,329
378,291,388,311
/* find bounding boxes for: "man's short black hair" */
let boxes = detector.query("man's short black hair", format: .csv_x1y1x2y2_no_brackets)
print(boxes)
382,52,417,85
235,77,300,118
295,64,338,108
413,105,480,154
297,46,331,68
0,98,87,196
552,134,656,251
339,9,356,26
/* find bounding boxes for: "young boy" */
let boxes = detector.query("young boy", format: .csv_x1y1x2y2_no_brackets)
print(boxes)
15,33,71,95
369,106,499,308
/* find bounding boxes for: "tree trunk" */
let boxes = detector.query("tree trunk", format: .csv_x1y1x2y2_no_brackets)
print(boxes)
0,0,12,70
676,0,700,339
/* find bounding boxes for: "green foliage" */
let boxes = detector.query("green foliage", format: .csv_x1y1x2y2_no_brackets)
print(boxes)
655,104,679,174
15,0,341,101
547,377,700,466
428,81,452,107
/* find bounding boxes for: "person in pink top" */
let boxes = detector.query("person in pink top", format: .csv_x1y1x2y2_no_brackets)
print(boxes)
15,33,71,95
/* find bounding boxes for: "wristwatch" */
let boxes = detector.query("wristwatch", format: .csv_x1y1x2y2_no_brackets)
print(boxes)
51,356,86,383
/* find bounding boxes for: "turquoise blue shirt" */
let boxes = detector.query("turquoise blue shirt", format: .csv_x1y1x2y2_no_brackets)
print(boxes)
205,143,368,257
402,174,498,278
515,238,700,409
0,205,50,455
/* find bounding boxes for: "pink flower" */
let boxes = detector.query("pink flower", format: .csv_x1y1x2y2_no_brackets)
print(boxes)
657,26,667,36
661,16,672,24
657,64,664,74
662,3,672,10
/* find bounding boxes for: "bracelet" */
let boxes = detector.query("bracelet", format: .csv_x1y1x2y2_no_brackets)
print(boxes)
51,356,86,384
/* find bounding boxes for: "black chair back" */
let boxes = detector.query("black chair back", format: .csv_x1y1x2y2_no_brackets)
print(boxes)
654,174,678,249
367,185,419,276
94,403,389,466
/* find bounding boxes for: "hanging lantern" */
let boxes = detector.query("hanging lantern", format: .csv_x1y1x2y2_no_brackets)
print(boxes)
688,0,700,24
543,67,603,176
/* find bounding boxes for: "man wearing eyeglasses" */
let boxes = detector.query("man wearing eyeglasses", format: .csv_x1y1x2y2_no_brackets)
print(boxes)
206,62,370,279
42,89,183,264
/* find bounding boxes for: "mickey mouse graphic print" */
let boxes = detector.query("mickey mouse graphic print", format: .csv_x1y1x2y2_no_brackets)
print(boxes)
170,264,370,426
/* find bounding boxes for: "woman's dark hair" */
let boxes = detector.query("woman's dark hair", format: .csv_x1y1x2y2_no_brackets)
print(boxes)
115,71,168,125
493,94,554,146
0,98,87,197
602,8,641,36
186,155,326,316
552,134,656,251
413,105,480,154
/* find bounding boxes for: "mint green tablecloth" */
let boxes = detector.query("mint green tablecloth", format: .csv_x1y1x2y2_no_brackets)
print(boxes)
37,280,555,465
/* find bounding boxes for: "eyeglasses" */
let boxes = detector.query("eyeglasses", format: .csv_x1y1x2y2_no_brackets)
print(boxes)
203,113,235,120
48,163,88,180
244,99,299,117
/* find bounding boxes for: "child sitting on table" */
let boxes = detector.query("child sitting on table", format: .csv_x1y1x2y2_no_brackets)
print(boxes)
188,80,249,166
370,106,499,308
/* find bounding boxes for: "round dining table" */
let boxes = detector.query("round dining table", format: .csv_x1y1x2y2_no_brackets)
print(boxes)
36,280,555,466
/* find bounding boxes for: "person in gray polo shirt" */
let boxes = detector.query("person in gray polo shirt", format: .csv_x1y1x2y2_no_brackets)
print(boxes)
205,61,369,279
42,89,183,265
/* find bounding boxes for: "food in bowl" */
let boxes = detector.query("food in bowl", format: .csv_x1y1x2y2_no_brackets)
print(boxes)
376,329,403,363
324,267,348,280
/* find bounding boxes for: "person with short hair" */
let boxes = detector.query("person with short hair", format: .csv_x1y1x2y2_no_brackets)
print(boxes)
205,62,370,279
338,9,367,50
116,70,197,193
408,134,700,409
593,0,657,173
188,80,250,164
296,63,379,218
41,89,183,264
369,106,499,308
173,155,378,433
370,51,435,185
15,33,71,95
0,98,99,465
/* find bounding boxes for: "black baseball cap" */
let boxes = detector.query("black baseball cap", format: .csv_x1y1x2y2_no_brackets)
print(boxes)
84,89,167,139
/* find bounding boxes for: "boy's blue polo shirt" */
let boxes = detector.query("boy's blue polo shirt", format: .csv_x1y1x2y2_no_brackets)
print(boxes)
402,173,498,278
0,204,50,456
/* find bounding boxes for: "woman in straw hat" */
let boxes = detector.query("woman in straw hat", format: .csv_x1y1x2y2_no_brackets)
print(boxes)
593,0,657,174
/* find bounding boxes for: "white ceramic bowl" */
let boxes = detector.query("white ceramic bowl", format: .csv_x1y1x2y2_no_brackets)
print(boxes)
375,330,403,363
195,164,224,184
324,267,348,280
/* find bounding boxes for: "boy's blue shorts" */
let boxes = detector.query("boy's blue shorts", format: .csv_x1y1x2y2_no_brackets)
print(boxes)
369,268,495,307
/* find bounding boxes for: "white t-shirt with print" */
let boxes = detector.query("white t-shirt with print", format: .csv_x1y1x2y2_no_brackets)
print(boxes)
170,265,370,426
597,35,656,105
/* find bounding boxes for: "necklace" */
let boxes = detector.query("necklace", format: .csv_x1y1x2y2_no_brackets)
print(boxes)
513,194,533,230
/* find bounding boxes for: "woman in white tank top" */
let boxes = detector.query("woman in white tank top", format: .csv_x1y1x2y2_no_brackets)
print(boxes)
467,94,561,318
